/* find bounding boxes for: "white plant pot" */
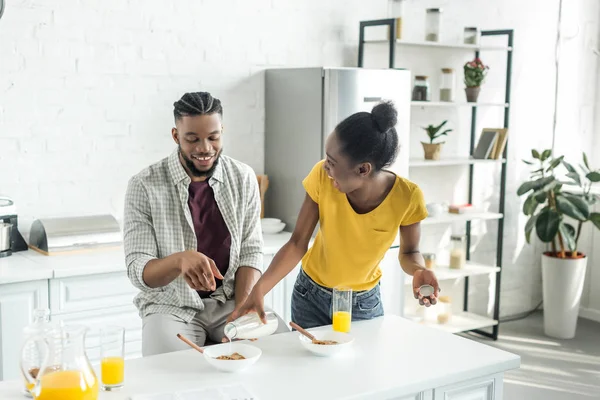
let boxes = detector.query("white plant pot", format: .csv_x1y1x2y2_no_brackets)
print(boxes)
541,253,588,339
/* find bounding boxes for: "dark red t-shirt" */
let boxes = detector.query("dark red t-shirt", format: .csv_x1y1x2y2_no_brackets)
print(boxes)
187,181,231,298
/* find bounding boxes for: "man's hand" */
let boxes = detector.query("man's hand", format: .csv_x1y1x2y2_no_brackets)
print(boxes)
178,250,224,291
412,269,440,307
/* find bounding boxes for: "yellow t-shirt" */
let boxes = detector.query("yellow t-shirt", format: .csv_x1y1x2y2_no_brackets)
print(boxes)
301,160,428,292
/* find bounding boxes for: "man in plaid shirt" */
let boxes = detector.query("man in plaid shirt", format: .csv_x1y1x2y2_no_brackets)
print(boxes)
124,92,286,356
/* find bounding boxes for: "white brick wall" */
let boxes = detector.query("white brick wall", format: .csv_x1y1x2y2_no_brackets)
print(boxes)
0,0,388,226
0,0,598,319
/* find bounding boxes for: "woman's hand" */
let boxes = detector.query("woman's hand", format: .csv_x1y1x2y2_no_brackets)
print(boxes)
227,288,267,324
412,269,440,306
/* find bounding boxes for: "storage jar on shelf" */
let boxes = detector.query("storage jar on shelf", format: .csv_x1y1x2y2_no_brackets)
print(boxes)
412,76,430,101
423,253,436,269
464,27,480,45
439,68,455,102
449,234,466,269
437,296,452,324
425,8,442,42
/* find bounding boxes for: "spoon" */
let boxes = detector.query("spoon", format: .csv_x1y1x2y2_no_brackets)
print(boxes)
176,333,204,354
289,322,338,345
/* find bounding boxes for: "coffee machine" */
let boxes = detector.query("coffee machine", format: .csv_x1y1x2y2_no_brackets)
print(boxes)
0,197,28,258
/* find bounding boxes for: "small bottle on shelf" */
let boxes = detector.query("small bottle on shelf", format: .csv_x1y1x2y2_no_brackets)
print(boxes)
464,27,480,45
440,68,455,102
425,8,442,42
449,235,466,269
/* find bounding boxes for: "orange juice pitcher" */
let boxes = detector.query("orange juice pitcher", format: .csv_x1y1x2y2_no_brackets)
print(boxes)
21,324,99,400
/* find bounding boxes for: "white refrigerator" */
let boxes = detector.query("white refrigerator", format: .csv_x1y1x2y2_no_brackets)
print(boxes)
265,67,412,230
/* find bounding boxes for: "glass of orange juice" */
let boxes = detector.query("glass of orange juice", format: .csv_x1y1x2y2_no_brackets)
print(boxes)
332,287,352,333
100,326,125,391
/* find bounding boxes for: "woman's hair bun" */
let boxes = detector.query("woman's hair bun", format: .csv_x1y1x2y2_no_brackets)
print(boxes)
371,100,398,133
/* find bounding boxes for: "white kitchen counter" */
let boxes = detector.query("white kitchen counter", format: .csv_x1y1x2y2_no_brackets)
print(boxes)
0,315,520,400
0,232,293,285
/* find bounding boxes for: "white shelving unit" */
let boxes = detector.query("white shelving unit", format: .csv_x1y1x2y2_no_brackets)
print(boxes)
364,39,512,52
358,20,514,340
411,101,509,108
406,312,499,334
409,157,506,167
403,262,501,285
421,212,503,226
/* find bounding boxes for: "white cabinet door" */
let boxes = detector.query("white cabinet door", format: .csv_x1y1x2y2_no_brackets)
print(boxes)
51,305,142,366
49,272,137,315
0,280,49,380
391,392,433,400
380,247,405,316
433,373,502,400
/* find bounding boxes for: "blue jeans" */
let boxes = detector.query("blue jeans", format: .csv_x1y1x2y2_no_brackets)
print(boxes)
291,268,384,329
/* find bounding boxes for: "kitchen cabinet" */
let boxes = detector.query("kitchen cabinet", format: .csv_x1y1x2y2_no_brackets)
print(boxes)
0,234,294,382
433,373,502,400
394,393,433,400
49,271,142,366
0,280,49,380
49,272,137,315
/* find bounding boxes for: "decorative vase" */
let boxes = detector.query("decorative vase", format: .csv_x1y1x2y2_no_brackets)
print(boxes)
541,252,588,339
465,87,480,102
421,142,443,160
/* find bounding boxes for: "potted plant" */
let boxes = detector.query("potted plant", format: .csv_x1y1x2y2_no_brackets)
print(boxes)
463,57,489,102
517,149,600,339
421,120,452,160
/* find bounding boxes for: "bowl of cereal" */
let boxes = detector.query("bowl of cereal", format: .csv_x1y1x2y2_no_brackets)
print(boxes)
298,329,354,357
203,342,262,372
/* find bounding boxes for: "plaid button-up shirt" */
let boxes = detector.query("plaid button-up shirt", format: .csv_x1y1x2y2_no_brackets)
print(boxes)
123,149,263,322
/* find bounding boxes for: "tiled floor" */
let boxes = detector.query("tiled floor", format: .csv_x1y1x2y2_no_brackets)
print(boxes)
466,312,600,399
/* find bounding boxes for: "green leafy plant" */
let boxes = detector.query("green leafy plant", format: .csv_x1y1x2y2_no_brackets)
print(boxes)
422,120,452,144
464,57,489,88
518,149,600,258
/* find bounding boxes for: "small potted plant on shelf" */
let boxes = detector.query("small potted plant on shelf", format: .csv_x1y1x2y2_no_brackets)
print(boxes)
421,120,452,160
463,57,489,102
517,149,600,339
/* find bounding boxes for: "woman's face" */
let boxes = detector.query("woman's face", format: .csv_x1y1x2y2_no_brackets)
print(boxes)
323,131,368,193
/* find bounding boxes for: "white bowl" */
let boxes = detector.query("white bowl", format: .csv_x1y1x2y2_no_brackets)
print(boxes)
202,342,262,372
261,221,286,234
261,218,282,225
298,330,354,357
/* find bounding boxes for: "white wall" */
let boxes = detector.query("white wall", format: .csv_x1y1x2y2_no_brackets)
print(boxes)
0,0,388,227
0,0,598,320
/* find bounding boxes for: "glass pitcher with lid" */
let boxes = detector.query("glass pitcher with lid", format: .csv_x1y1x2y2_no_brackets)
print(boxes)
20,324,99,400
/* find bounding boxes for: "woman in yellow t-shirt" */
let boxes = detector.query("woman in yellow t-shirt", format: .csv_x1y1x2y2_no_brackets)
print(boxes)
234,101,440,329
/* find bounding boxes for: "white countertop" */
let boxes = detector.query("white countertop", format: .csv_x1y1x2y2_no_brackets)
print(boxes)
0,232,293,285
0,315,520,400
